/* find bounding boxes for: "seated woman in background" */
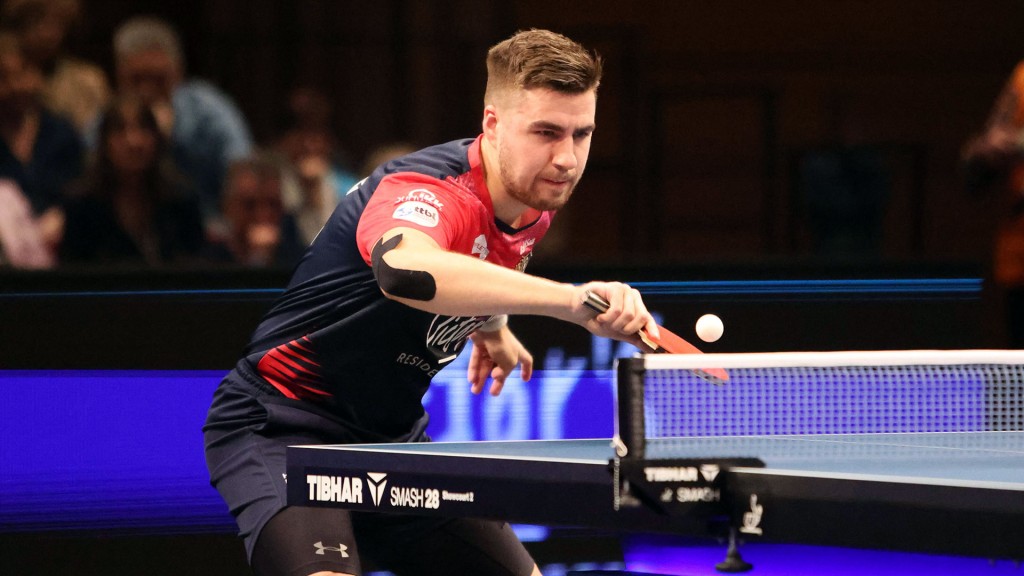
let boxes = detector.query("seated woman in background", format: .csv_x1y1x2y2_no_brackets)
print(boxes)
59,95,204,266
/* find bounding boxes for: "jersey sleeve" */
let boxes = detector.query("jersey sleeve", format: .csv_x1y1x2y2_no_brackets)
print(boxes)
355,172,476,264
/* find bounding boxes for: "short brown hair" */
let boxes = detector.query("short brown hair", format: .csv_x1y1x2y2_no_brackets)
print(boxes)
484,29,602,104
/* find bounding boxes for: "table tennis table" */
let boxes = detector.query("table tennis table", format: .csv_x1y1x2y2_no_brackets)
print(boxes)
287,430,1024,561
288,350,1024,570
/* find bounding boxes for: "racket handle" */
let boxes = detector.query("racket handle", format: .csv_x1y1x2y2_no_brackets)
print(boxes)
581,290,610,314
582,289,659,351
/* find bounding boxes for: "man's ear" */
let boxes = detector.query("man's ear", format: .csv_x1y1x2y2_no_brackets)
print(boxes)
482,104,499,141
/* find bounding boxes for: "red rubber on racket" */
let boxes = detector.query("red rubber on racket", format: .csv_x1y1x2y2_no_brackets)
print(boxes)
582,290,729,384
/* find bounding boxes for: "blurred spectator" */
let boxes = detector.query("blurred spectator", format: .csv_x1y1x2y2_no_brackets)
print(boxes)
963,60,1024,347
276,85,359,244
203,153,304,268
0,178,53,268
110,15,252,225
0,32,81,252
0,0,110,136
60,95,205,267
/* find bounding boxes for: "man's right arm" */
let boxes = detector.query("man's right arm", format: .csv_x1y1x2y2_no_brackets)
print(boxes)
370,226,658,347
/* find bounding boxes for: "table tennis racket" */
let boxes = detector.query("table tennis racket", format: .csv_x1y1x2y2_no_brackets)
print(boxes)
581,290,729,384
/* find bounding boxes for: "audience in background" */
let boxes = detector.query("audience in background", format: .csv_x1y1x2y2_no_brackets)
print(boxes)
276,85,359,244
110,15,253,226
202,153,305,268
359,141,417,177
0,11,418,272
962,60,1024,348
60,95,204,266
0,0,110,137
0,32,81,264
0,178,52,268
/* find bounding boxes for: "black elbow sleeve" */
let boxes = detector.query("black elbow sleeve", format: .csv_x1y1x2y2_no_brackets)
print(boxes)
370,235,437,301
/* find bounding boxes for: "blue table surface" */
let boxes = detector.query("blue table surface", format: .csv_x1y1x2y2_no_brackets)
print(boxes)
302,431,1024,487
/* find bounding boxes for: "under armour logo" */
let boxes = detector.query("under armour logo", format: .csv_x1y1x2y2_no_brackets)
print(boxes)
367,472,388,506
314,541,349,557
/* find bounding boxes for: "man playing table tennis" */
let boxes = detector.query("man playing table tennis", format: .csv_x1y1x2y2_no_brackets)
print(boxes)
204,28,658,576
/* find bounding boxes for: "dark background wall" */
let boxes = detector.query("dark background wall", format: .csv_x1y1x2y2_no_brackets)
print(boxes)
69,0,1024,265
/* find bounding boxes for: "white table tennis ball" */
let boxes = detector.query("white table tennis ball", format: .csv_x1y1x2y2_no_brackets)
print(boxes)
695,314,724,343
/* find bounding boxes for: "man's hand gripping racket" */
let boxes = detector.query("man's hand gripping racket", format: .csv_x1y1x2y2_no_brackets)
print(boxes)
582,290,729,384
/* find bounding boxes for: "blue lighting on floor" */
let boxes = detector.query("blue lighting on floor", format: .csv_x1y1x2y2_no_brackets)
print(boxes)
0,370,232,533
623,536,1020,575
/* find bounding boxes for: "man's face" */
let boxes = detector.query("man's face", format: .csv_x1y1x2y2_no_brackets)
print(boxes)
0,50,43,116
226,171,284,230
487,87,596,212
19,8,71,65
116,49,180,106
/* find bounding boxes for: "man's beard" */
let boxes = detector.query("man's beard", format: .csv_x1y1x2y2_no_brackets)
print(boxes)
498,144,577,212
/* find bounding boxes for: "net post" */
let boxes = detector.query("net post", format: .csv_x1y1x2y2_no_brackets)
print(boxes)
615,356,646,460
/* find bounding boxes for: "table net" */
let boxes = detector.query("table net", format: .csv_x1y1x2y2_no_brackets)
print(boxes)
614,350,1024,458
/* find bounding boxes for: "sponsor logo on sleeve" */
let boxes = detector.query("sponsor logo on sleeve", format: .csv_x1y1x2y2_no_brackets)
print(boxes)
393,201,440,227
472,235,489,260
394,189,445,209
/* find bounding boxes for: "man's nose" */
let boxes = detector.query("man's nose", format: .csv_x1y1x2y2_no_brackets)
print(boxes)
551,136,577,171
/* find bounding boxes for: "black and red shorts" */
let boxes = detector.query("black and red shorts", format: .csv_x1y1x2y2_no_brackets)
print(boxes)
203,363,535,575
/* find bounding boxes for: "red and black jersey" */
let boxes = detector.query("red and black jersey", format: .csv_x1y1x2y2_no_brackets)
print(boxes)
242,136,552,440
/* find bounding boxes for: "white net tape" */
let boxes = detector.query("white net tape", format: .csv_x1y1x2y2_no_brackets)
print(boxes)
639,350,1024,439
